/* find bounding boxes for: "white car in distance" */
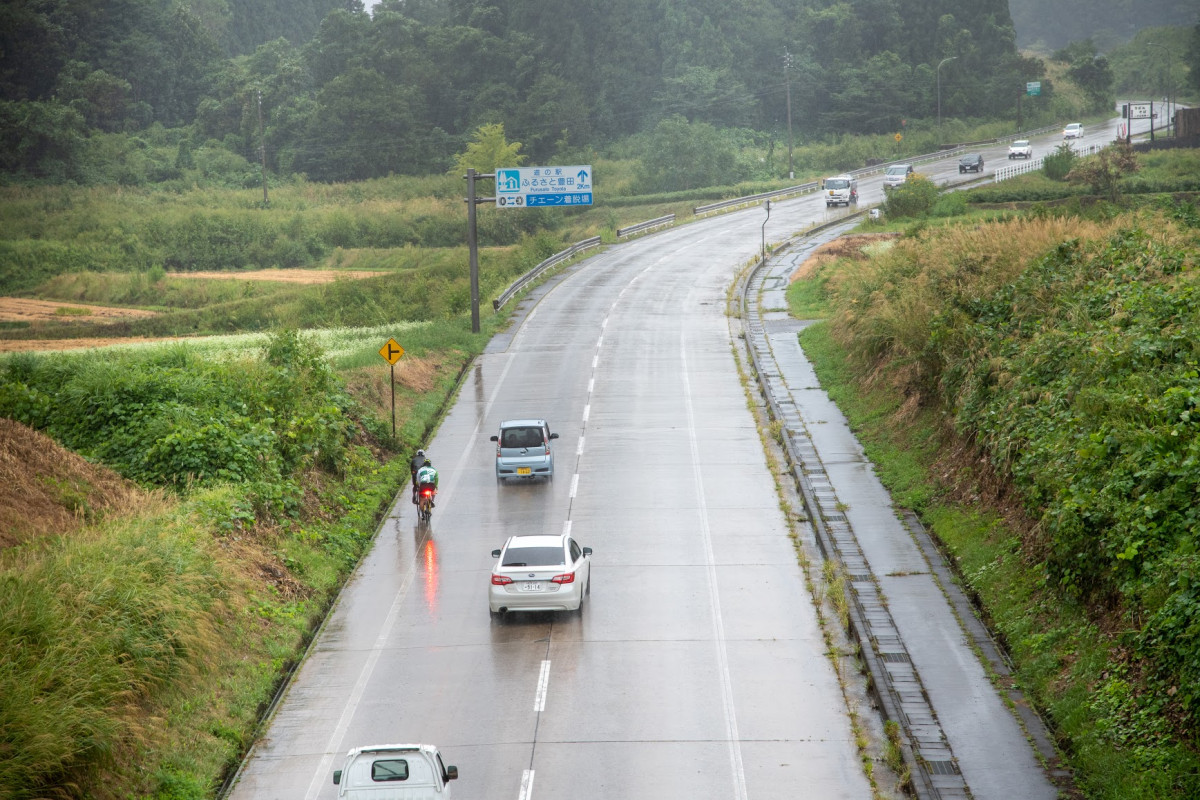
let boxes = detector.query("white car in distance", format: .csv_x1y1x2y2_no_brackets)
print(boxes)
1063,123,1084,139
490,533,592,615
1008,140,1033,159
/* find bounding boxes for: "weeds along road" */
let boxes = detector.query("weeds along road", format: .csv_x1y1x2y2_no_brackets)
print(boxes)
226,118,1136,800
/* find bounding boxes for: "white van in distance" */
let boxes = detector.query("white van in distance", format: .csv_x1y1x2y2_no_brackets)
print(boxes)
333,744,458,799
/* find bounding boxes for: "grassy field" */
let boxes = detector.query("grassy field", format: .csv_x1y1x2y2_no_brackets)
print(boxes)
787,189,1200,798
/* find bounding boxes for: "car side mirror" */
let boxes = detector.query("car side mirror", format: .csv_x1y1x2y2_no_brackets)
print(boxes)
549,432,559,440
492,549,501,558
583,547,592,556
489,435,498,442
333,770,342,785
445,766,459,781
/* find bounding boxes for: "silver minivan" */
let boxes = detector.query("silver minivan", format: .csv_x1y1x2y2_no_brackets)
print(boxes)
490,419,558,480
882,163,914,191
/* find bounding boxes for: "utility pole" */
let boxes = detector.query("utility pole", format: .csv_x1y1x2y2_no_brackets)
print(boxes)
464,168,496,334
784,51,794,179
257,90,268,207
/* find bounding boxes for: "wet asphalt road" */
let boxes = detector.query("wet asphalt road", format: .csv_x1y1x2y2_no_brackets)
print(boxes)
228,115,1142,800
230,199,875,800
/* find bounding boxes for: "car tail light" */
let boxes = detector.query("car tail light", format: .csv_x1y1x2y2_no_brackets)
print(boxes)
492,575,513,586
551,572,575,584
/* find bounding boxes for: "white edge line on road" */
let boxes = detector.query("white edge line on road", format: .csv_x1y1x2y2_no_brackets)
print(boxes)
518,769,536,800
576,435,584,456
597,335,603,348
570,474,579,498
681,335,749,800
303,570,417,800
582,404,590,423
588,377,594,393
534,660,551,712
591,354,599,369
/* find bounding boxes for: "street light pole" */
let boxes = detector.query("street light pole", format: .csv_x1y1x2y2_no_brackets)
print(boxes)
784,51,794,179
937,56,957,141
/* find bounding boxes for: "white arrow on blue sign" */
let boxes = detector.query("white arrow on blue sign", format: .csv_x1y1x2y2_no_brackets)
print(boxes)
495,165,593,209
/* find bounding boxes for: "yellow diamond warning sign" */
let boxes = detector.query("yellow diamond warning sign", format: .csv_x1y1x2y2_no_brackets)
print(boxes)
379,338,404,365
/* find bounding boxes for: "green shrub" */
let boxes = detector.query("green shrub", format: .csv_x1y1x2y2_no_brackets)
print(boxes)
1043,142,1078,181
931,191,968,217
883,174,938,218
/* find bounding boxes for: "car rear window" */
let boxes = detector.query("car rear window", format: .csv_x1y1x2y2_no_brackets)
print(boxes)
502,546,565,567
501,427,544,448
372,759,408,782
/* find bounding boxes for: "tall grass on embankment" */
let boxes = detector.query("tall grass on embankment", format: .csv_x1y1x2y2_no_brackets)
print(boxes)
790,202,1200,799
0,325,478,798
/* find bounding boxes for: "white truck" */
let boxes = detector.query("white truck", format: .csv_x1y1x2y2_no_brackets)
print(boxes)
822,174,858,206
333,743,458,799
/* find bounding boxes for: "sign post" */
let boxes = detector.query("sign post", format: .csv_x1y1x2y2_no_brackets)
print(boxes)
378,338,405,437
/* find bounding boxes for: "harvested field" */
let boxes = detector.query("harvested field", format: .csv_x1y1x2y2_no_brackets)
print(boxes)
168,268,387,283
0,336,186,353
0,297,157,324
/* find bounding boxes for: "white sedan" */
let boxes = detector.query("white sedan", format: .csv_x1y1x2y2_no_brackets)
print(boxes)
490,534,592,615
1063,123,1084,139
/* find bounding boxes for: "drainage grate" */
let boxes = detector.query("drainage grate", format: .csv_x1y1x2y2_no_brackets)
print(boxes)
924,760,961,776
880,652,911,663
849,573,872,582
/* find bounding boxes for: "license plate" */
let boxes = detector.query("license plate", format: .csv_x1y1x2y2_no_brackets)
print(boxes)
517,467,532,475
522,582,542,592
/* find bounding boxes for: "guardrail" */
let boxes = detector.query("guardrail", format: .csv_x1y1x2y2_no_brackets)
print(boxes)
694,181,820,216
492,236,602,312
617,214,675,239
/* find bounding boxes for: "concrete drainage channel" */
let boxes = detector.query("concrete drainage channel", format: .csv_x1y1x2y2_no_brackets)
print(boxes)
738,216,1063,799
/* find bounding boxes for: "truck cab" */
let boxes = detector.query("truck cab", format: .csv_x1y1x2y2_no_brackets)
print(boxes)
333,744,458,799
822,175,858,207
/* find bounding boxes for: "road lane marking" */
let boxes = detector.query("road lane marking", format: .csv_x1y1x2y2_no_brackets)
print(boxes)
582,403,590,422
302,562,421,800
562,520,572,537
681,336,749,800
518,769,536,800
597,334,604,348
570,474,579,498
592,354,599,369
576,435,585,456
534,660,551,711
588,377,594,393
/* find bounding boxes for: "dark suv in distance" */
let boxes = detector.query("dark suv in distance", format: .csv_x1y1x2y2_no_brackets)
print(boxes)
959,153,984,173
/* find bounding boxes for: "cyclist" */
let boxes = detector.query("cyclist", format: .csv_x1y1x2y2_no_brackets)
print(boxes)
410,449,428,504
415,460,439,508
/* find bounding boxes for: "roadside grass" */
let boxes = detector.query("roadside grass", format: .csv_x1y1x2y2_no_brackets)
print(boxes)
800,319,1200,799
792,203,1200,799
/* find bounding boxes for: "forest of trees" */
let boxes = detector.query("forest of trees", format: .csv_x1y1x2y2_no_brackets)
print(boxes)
0,0,1189,185
1008,0,1196,51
